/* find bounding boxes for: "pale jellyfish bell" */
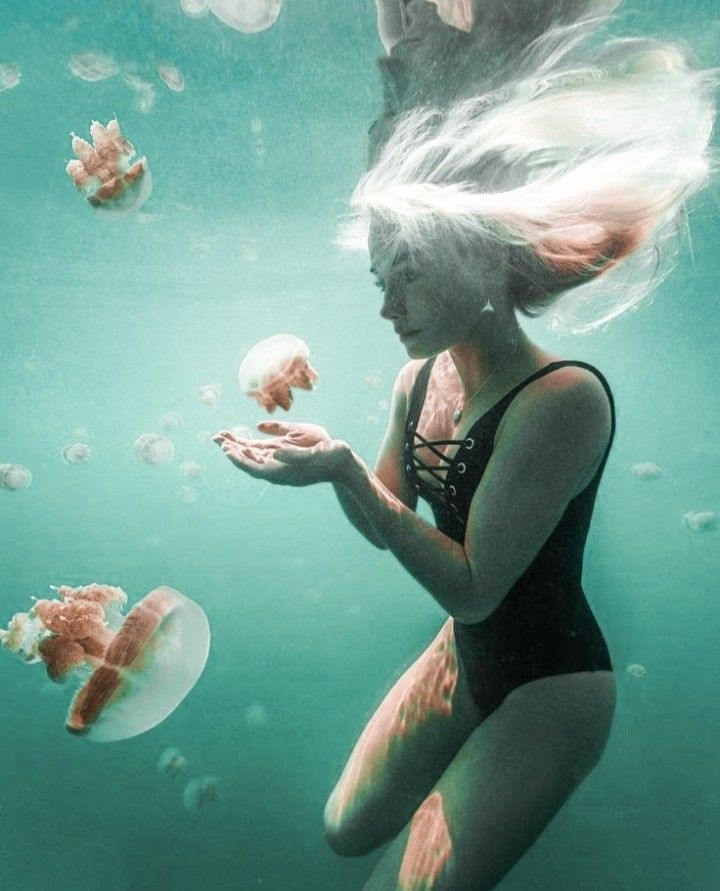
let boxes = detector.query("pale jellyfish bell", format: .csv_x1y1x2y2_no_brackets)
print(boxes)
626,663,647,679
158,746,188,777
135,433,175,465
158,65,185,93
631,462,662,480
160,411,183,431
68,52,119,82
180,0,210,17
180,461,201,479
682,510,718,533
66,119,152,218
209,0,284,34
62,442,92,465
0,62,21,91
176,486,199,505
0,583,211,742
183,776,219,812
198,382,222,406
238,334,318,413
0,463,32,491
244,702,268,728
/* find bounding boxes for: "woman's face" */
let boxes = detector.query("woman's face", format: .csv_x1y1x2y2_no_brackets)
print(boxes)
369,231,509,358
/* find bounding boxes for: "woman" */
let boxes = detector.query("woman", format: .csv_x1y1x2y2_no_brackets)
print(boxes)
214,2,714,887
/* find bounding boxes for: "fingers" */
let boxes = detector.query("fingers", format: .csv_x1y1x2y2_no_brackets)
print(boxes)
257,421,291,435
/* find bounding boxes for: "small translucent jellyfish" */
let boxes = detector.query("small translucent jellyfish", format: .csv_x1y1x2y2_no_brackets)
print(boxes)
183,776,219,812
238,334,318,413
364,373,381,390
682,510,718,533
197,382,222,406
158,746,188,777
180,461,201,478
244,702,268,728
66,119,152,217
0,463,32,491
62,442,92,465
229,424,253,439
73,427,91,441
0,583,211,741
626,663,647,679
135,433,175,465
366,415,380,426
158,64,185,92
631,462,662,480
197,430,213,444
0,62,21,91
176,486,199,505
122,66,156,114
68,52,119,82
209,0,284,33
378,399,389,412
180,0,210,17
160,411,183,431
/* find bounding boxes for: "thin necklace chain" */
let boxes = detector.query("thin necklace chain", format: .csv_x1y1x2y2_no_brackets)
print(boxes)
453,339,521,423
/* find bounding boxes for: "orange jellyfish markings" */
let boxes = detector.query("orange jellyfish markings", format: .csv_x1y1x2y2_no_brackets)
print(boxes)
251,355,318,413
33,597,107,639
66,586,179,734
38,636,86,681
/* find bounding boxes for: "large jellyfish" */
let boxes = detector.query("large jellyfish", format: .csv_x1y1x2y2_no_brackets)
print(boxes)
68,52,119,82
0,583,210,742
66,119,152,217
238,334,318,413
209,0,284,33
682,510,718,533
0,463,32,491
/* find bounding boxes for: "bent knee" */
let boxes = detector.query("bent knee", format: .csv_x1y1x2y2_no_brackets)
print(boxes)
323,793,388,858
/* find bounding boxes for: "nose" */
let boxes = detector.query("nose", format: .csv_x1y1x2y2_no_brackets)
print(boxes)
379,285,404,321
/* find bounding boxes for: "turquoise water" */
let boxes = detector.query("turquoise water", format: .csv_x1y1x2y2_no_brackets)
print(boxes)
1,2,718,889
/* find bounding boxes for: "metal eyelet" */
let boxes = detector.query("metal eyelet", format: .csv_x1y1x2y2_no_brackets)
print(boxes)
456,462,466,474
408,421,415,430
406,464,412,472
415,483,421,491
447,484,457,497
464,437,475,450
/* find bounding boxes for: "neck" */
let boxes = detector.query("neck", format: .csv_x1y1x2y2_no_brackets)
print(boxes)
447,323,538,401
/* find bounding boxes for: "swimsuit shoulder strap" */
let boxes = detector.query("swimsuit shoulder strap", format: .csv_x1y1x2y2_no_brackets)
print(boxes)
406,357,436,432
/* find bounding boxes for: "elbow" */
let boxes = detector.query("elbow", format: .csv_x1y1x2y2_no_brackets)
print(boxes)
450,580,493,625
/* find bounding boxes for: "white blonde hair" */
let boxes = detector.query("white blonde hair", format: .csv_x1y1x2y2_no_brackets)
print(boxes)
340,14,716,334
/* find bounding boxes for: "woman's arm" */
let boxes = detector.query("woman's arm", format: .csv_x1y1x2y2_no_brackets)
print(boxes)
334,368,612,623
330,361,421,550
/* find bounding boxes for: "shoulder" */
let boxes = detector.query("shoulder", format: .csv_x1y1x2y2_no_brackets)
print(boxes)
392,359,427,401
498,363,613,466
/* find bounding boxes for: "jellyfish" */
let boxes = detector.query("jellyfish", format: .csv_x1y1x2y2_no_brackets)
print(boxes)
123,67,157,114
62,442,92,465
182,776,219,811
244,702,268,728
364,373,381,390
66,118,152,217
135,433,175,465
378,399,389,412
238,334,318,413
209,0,284,33
682,510,718,533
180,461,201,478
197,430,213,444
0,583,211,742
197,382,222,406
0,62,21,91
160,411,183,431
176,486,199,505
229,424,253,439
158,746,188,777
180,0,210,17
68,52,119,82
158,64,185,92
0,463,32,491
631,462,662,480
626,663,647,679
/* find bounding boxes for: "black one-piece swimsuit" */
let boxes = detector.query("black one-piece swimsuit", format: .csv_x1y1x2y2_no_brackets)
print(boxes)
404,358,615,717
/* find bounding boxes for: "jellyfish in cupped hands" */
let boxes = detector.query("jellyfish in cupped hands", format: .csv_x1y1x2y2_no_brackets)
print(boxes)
0,583,210,742
238,334,318,413
66,118,152,218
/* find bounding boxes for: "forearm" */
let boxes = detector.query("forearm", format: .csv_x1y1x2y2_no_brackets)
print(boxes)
336,452,478,620
332,482,388,550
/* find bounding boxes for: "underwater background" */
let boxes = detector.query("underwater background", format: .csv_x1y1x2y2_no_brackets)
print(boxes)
0,1,718,888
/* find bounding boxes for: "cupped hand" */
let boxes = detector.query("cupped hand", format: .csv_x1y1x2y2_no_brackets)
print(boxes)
213,421,352,487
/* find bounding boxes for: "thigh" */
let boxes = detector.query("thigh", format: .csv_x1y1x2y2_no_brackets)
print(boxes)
363,671,617,891
324,618,483,857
